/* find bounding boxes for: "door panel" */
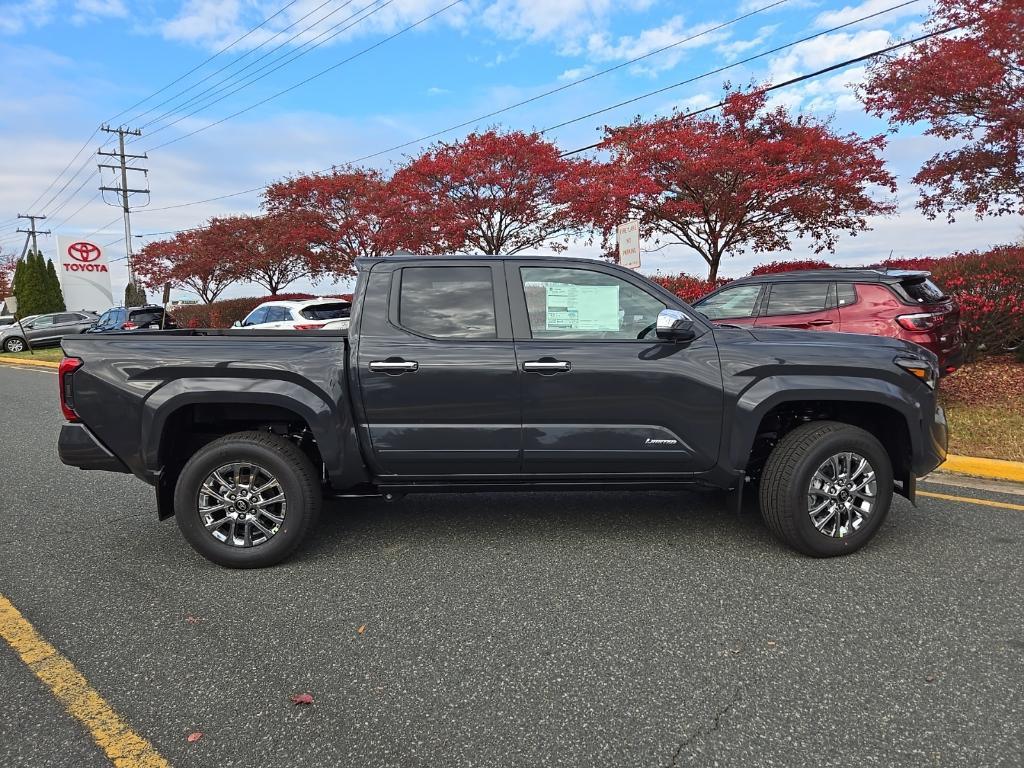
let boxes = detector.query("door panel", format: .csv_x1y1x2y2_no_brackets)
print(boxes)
508,262,722,475
355,263,520,477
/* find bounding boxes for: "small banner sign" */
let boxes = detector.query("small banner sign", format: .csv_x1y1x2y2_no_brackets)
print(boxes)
56,235,115,312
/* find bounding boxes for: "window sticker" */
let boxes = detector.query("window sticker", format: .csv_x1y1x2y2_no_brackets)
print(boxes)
543,283,620,331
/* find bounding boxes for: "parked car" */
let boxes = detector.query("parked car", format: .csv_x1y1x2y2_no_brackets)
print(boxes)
1,311,97,353
234,298,351,331
85,305,179,334
58,254,946,568
693,269,963,374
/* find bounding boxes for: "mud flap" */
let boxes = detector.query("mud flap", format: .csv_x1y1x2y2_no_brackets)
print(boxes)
895,473,917,506
156,470,176,520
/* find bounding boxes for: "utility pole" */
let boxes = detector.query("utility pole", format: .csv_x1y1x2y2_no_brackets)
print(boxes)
98,125,149,284
16,213,50,254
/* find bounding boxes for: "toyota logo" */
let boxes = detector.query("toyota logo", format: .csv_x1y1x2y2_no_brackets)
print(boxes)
67,242,101,263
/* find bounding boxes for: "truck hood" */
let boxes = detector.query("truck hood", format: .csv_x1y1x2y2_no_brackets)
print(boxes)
742,327,933,361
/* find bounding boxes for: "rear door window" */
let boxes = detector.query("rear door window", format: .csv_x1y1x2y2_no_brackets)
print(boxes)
299,302,351,321
399,267,496,339
55,313,80,324
265,307,293,323
836,283,858,307
764,283,830,316
695,284,763,320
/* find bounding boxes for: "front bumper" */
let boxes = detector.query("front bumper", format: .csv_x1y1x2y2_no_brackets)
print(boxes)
58,423,130,473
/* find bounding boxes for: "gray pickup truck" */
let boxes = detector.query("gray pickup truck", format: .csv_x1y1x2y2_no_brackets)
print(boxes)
58,255,948,567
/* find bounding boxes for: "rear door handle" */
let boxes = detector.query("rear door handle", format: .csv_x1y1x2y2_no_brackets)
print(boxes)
369,359,419,374
523,360,571,373
808,319,834,326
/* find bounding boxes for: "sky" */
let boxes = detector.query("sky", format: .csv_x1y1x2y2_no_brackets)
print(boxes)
0,0,1019,301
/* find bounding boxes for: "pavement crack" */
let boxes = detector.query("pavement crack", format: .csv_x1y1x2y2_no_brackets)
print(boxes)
666,684,743,768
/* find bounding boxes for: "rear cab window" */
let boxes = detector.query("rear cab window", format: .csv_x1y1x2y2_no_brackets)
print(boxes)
129,309,164,327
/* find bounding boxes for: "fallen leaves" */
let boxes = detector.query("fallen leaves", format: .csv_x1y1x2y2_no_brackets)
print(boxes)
186,732,202,743
357,624,366,635
290,692,314,706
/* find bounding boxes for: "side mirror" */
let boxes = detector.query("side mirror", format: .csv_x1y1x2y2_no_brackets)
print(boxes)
655,309,697,342
231,320,242,328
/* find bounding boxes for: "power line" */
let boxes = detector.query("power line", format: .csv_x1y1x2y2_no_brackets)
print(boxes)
137,0,387,140
22,127,101,213
106,0,306,124
49,192,103,232
138,0,927,214
558,26,957,156
141,0,466,152
130,0,358,130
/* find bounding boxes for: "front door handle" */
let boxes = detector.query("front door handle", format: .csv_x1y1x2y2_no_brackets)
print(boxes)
523,360,571,374
808,319,834,326
369,358,419,374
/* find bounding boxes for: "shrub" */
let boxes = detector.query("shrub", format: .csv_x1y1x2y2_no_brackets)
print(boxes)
748,259,832,275
173,292,352,329
651,274,730,303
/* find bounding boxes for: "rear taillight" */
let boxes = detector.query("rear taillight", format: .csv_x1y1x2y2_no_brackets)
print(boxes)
121,321,138,330
59,357,83,422
896,312,945,331
293,323,326,330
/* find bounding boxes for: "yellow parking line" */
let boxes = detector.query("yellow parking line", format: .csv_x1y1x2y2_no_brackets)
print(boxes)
0,594,170,768
918,489,1024,512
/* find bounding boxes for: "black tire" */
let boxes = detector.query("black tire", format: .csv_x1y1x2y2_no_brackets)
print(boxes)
174,430,322,568
759,421,893,557
3,336,26,353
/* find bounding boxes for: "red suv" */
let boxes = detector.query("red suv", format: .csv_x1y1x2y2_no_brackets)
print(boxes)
693,269,963,374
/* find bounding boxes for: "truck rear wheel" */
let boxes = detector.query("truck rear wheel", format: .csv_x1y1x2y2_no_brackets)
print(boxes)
759,421,893,557
173,430,321,568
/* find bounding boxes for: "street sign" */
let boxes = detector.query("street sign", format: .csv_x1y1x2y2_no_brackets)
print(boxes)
617,220,641,269
56,235,115,312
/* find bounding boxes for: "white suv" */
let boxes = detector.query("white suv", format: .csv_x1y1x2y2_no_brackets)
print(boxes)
235,299,351,330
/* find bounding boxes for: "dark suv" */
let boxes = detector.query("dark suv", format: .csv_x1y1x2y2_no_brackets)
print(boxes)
694,269,963,374
87,305,179,334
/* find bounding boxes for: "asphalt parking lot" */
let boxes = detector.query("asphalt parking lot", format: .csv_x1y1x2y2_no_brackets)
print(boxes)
1,362,1022,768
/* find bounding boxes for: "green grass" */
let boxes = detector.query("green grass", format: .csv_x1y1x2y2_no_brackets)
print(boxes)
0,346,65,362
943,402,1024,462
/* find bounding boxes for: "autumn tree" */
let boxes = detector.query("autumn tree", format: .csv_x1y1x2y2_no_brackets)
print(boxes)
135,227,243,303
390,130,587,255
862,0,1024,220
569,89,897,281
204,214,314,295
0,254,15,299
264,167,398,277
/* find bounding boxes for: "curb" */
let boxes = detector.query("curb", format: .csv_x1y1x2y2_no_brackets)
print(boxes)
941,455,1024,484
0,356,60,370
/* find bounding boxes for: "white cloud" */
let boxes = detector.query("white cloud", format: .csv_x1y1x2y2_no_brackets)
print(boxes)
481,0,654,44
737,0,817,14
585,16,729,76
715,23,778,61
814,0,923,30
558,66,592,82
426,85,450,95
73,0,127,22
0,0,55,35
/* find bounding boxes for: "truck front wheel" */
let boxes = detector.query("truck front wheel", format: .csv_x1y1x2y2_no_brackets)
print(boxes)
759,421,893,557
173,430,322,568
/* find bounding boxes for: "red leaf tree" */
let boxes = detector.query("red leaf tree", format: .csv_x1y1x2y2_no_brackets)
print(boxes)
0,254,16,299
390,130,587,255
569,89,897,281
263,167,398,277
204,214,314,295
861,0,1024,220
135,226,244,303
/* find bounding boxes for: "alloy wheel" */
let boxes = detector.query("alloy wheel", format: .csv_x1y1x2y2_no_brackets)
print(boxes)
198,462,287,548
807,451,877,538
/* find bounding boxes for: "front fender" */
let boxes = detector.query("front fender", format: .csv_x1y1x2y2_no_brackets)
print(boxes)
725,374,927,473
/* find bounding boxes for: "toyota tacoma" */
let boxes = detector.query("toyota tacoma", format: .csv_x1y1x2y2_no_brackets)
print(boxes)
58,255,948,567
